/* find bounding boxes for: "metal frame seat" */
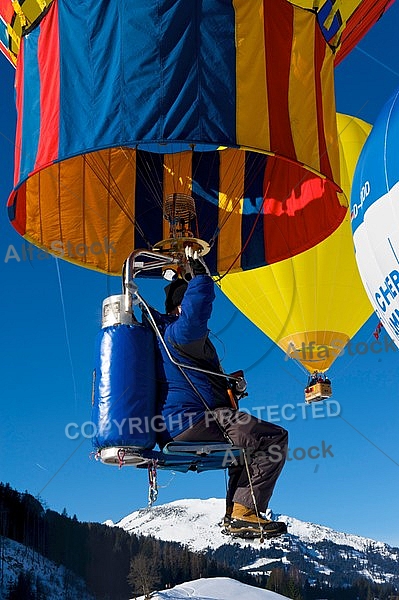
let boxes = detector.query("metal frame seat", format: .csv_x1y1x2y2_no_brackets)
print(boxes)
98,441,242,472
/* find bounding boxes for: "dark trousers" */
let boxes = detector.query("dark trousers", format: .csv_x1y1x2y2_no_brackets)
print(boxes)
174,408,288,513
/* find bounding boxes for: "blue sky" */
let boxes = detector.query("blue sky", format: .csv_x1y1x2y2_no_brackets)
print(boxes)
1,5,399,547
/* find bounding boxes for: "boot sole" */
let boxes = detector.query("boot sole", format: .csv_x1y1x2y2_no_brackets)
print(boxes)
222,523,287,540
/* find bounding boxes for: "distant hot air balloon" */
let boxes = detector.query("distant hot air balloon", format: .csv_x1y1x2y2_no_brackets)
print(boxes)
218,114,373,400
5,0,351,277
351,87,399,349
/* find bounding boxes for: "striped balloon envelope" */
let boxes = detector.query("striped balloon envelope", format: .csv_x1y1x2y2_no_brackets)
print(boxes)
351,87,399,349
5,0,349,276
5,1,392,279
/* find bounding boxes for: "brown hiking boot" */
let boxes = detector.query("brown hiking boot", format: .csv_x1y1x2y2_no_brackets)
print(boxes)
227,503,287,539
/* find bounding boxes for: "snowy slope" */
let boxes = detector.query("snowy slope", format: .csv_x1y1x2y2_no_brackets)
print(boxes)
0,536,95,600
134,576,290,600
110,497,399,587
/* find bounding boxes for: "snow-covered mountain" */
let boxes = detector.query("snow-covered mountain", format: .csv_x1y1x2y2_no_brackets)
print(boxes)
134,576,291,600
109,498,399,588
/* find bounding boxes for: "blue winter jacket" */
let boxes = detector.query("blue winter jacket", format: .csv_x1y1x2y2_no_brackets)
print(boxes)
153,275,230,439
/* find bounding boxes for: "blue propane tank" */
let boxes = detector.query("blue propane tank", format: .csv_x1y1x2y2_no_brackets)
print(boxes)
92,295,157,450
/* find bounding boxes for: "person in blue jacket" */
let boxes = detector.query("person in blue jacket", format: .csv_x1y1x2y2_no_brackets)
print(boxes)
154,247,288,539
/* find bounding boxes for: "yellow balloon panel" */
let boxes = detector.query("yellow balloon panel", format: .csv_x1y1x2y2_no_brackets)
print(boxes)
218,113,373,373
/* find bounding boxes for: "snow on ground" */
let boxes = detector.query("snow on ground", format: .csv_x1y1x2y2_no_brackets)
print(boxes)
241,557,284,572
134,576,290,600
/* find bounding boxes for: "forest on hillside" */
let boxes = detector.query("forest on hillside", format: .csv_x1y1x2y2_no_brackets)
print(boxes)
0,482,257,599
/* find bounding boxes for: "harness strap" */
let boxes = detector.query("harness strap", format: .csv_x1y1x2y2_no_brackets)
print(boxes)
242,450,265,543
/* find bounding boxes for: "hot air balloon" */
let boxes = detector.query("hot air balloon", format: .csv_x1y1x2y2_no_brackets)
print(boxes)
351,87,399,349
218,114,374,402
5,0,350,278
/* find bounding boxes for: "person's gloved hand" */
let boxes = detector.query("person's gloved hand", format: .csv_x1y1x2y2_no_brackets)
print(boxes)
185,246,210,276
